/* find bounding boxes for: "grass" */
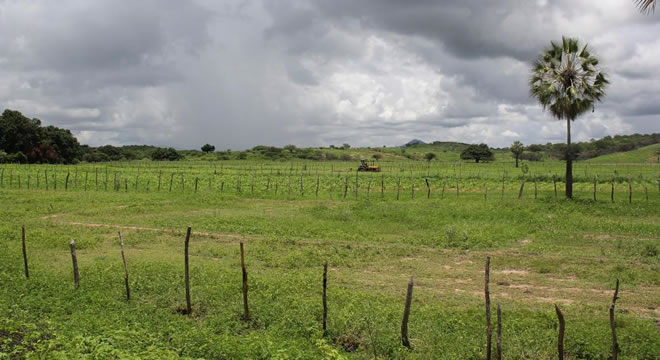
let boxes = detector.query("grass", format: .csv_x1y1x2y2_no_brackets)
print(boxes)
585,144,660,164
0,160,659,359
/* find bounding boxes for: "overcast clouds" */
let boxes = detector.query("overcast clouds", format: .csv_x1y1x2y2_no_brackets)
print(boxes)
0,0,658,149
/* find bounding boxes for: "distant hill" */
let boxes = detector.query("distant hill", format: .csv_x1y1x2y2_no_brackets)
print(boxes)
585,143,660,164
404,139,426,146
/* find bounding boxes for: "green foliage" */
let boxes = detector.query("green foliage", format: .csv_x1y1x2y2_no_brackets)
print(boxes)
424,152,436,162
0,109,82,164
201,144,215,153
530,37,608,122
460,144,494,163
151,148,182,161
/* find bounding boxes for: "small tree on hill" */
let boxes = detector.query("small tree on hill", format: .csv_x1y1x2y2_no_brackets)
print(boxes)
201,144,215,153
424,152,437,162
511,141,524,168
460,144,494,163
372,153,383,160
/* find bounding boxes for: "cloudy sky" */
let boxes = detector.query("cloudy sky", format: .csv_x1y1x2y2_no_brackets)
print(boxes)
1,0,658,149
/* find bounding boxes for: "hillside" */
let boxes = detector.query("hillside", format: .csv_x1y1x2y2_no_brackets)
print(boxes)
585,143,660,164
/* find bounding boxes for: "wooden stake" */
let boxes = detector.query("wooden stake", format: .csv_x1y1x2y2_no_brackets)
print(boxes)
119,231,130,301
553,175,557,198
518,179,525,199
611,178,615,203
21,225,29,279
609,279,620,360
184,226,192,314
70,239,80,289
628,177,632,204
485,256,492,360
401,276,413,349
322,261,328,335
496,304,502,360
425,178,431,199
240,242,250,321
555,305,565,360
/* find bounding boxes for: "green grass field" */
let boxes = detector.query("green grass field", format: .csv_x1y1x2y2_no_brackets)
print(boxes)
1,159,659,359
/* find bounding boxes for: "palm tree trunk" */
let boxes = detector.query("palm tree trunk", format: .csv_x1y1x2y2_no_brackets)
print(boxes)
515,156,519,168
566,118,573,199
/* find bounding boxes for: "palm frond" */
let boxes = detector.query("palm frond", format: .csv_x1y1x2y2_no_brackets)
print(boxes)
635,0,656,14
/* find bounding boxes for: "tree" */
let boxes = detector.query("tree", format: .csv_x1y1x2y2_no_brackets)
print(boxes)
510,141,524,168
201,144,215,153
460,144,494,163
635,0,655,14
424,152,437,162
151,147,182,161
372,153,383,160
342,143,350,149
530,37,608,199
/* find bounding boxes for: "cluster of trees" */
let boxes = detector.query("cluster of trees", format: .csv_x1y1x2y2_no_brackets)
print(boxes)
508,133,660,166
460,144,494,163
0,109,82,164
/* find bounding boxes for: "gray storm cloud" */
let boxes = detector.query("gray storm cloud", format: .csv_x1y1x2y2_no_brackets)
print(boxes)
0,0,658,149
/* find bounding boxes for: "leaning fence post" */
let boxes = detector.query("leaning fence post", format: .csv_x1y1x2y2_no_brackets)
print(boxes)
609,279,620,360
22,225,29,279
119,231,130,301
485,256,492,360
518,179,525,200
401,276,413,349
628,177,632,204
70,239,80,289
184,226,192,314
555,304,565,360
611,178,615,203
322,261,328,336
496,304,502,360
240,242,250,321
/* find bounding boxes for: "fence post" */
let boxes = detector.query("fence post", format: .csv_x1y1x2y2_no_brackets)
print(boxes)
241,242,250,321
555,305,565,360
401,276,413,349
518,179,525,200
70,239,80,289
609,279,620,360
485,256,492,360
628,177,632,204
22,225,29,279
322,261,328,336
119,231,130,301
184,226,192,314
425,178,431,199
496,304,502,360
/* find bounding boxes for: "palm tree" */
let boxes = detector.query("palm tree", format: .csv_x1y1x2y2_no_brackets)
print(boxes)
530,37,609,199
635,0,656,14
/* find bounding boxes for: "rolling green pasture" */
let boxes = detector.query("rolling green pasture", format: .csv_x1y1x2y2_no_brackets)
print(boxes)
0,160,659,359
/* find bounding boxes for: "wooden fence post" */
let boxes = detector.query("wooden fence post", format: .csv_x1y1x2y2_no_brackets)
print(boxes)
194,177,199,194
611,178,615,203
609,279,620,360
381,174,385,199
628,177,632,204
496,304,502,360
70,239,80,289
518,179,525,200
397,177,401,200
555,305,565,360
118,231,131,301
425,178,431,199
593,176,597,201
240,242,250,321
184,226,192,314
322,261,328,336
401,276,413,349
553,175,557,198
22,225,29,279
485,256,492,360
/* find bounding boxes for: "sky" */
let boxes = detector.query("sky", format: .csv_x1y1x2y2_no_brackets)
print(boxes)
0,0,658,149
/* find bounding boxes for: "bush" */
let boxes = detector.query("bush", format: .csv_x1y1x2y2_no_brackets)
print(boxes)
151,148,182,161
520,152,542,161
